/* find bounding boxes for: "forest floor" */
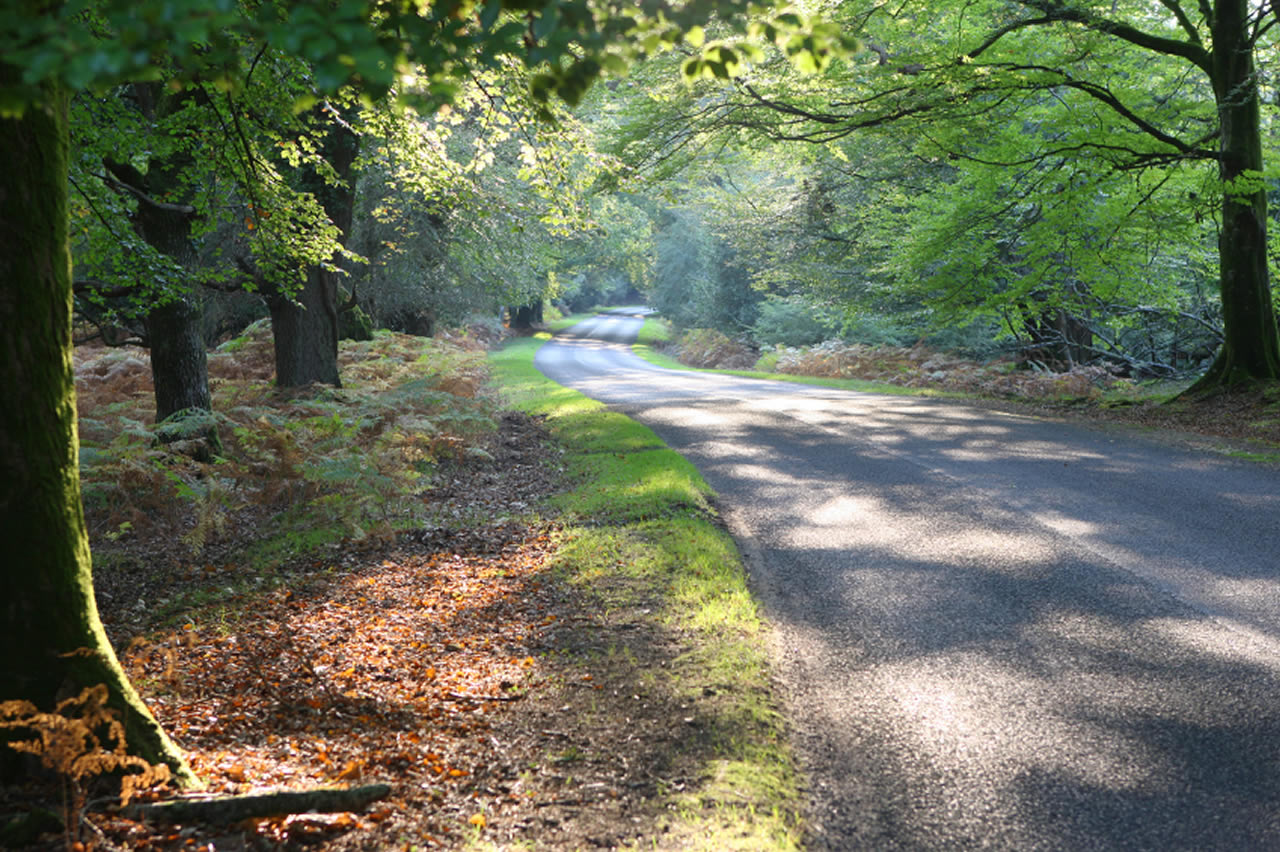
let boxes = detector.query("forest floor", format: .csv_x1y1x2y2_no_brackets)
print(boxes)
3,323,795,852
6,320,1277,852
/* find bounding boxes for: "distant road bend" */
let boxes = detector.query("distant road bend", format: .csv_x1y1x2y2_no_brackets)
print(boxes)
536,308,1280,850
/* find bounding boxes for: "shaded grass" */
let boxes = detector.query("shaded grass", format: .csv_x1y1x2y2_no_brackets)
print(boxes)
640,348,955,397
634,318,1209,409
488,337,803,850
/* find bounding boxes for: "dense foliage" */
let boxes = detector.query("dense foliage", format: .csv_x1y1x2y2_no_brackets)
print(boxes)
589,1,1280,386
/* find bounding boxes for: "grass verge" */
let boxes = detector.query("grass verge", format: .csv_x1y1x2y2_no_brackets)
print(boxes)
630,317,1244,409
489,336,804,850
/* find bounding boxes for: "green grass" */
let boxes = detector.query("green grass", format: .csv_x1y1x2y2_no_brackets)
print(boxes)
636,315,673,346
547,311,597,332
1225,449,1280,463
488,336,804,851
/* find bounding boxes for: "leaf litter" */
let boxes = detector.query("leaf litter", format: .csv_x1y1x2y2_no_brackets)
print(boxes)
7,326,759,850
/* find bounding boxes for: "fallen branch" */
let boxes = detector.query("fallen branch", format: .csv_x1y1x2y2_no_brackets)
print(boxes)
127,783,392,825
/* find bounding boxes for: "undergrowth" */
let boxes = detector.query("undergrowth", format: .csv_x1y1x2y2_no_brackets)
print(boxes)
1,685,170,850
655,326,1132,403
74,320,500,564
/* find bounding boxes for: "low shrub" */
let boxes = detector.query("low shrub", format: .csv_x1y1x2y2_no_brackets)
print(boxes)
752,297,841,348
673,328,757,369
767,340,1119,400
75,324,499,558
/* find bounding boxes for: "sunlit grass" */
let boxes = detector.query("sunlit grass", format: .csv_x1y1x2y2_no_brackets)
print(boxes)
488,336,804,850
547,311,598,332
554,450,712,522
636,315,673,346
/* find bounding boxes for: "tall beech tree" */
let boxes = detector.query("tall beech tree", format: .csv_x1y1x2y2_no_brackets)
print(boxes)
98,83,213,421
637,0,1280,388
989,0,1280,389
0,0,831,780
0,68,199,784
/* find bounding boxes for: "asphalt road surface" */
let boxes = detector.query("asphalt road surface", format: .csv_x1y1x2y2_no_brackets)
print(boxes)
535,309,1280,851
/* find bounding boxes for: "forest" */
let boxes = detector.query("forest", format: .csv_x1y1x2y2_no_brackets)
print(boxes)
4,0,1280,848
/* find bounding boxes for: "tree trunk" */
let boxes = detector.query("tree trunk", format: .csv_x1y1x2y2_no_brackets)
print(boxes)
107,83,213,422
267,269,342,387
509,301,543,330
146,294,212,421
269,109,358,388
1189,0,1280,391
129,783,391,824
0,75,197,786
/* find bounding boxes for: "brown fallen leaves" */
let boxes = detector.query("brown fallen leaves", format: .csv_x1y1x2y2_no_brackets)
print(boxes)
108,530,565,850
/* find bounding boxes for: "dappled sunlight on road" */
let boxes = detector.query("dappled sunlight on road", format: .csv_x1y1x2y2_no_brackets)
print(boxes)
878,655,1169,794
809,494,883,527
1028,510,1099,537
536,313,1280,849
1146,615,1280,673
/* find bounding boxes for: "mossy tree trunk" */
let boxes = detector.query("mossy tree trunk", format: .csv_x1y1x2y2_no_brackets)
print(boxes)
0,73,198,786
1189,0,1280,392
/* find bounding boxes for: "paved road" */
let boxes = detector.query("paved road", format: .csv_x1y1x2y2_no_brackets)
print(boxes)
536,309,1280,850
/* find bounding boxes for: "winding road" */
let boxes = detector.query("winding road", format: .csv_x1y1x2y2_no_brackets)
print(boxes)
535,309,1280,850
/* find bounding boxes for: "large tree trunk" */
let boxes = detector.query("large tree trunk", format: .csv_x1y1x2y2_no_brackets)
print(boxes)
269,109,358,388
146,293,212,420
0,76,197,786
1189,0,1280,391
130,190,211,420
267,269,343,387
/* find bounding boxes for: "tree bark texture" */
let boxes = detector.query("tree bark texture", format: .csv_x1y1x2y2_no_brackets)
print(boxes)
145,294,212,421
1192,0,1280,389
267,268,343,387
0,73,197,786
269,109,358,388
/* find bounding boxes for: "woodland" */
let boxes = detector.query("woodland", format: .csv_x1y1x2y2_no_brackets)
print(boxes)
5,0,1280,849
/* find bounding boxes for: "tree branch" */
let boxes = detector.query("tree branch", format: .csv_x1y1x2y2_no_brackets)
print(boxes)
1014,0,1212,73
127,784,392,825
964,17,1059,60
1156,0,1204,45
74,278,136,300
97,166,197,216
978,62,1215,158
